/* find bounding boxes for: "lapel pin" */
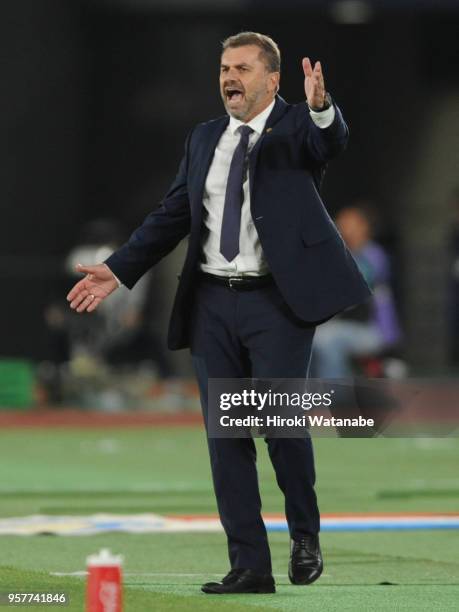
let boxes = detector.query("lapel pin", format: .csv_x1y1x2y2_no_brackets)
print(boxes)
266,128,272,133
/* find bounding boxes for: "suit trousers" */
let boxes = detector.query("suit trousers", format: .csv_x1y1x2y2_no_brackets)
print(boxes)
190,276,320,572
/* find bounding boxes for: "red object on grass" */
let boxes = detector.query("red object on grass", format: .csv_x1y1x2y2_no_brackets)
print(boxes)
86,549,123,612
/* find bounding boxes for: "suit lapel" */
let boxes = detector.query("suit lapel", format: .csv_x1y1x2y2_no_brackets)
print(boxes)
262,94,289,131
191,116,229,221
248,96,289,198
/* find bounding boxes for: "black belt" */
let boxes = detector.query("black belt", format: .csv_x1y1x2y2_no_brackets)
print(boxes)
199,272,273,291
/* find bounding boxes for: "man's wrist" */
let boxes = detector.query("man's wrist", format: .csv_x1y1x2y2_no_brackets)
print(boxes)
309,100,335,129
308,92,332,112
104,263,122,287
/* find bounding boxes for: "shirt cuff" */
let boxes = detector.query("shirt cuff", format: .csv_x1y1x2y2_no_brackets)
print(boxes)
104,263,122,287
309,105,335,129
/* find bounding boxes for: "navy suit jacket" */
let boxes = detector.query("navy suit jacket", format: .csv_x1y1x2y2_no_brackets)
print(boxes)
106,95,371,350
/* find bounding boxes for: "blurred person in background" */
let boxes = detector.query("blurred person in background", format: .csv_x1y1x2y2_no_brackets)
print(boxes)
65,219,171,376
66,32,370,594
312,205,402,378
43,219,171,402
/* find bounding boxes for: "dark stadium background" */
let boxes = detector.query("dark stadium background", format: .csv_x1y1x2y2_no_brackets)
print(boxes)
1,0,458,376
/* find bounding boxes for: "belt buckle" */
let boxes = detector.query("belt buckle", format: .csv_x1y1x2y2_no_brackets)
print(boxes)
228,277,243,290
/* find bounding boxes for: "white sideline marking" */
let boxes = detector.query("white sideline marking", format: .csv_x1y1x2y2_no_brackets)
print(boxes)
51,572,226,577
51,571,330,578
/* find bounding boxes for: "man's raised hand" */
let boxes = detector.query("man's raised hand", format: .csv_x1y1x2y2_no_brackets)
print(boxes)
66,263,119,313
302,57,326,111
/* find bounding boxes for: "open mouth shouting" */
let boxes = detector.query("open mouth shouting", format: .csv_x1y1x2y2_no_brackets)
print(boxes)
224,85,245,105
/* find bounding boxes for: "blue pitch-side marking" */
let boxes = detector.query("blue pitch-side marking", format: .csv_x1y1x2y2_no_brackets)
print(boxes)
95,519,459,532
94,522,125,530
266,520,459,532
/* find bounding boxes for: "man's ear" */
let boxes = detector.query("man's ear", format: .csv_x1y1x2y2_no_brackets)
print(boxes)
270,72,280,94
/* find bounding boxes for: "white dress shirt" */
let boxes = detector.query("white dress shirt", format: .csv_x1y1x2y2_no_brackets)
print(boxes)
199,99,335,277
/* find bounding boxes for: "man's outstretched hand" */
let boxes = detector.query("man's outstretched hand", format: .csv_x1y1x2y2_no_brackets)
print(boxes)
302,57,326,111
67,263,119,313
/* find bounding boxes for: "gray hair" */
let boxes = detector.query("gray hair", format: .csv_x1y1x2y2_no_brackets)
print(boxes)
221,32,281,73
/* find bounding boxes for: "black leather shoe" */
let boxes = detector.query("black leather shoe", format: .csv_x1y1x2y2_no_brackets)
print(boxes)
202,569,275,594
288,534,323,585
201,569,242,590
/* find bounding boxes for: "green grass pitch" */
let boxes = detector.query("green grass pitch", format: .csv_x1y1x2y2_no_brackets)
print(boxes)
0,428,458,611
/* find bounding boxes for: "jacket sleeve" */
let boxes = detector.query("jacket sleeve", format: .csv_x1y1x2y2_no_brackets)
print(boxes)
104,131,193,289
303,101,349,164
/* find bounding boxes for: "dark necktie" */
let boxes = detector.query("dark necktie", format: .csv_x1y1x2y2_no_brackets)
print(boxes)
220,125,254,262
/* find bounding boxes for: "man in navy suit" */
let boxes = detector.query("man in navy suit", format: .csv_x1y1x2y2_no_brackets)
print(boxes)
67,32,370,594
